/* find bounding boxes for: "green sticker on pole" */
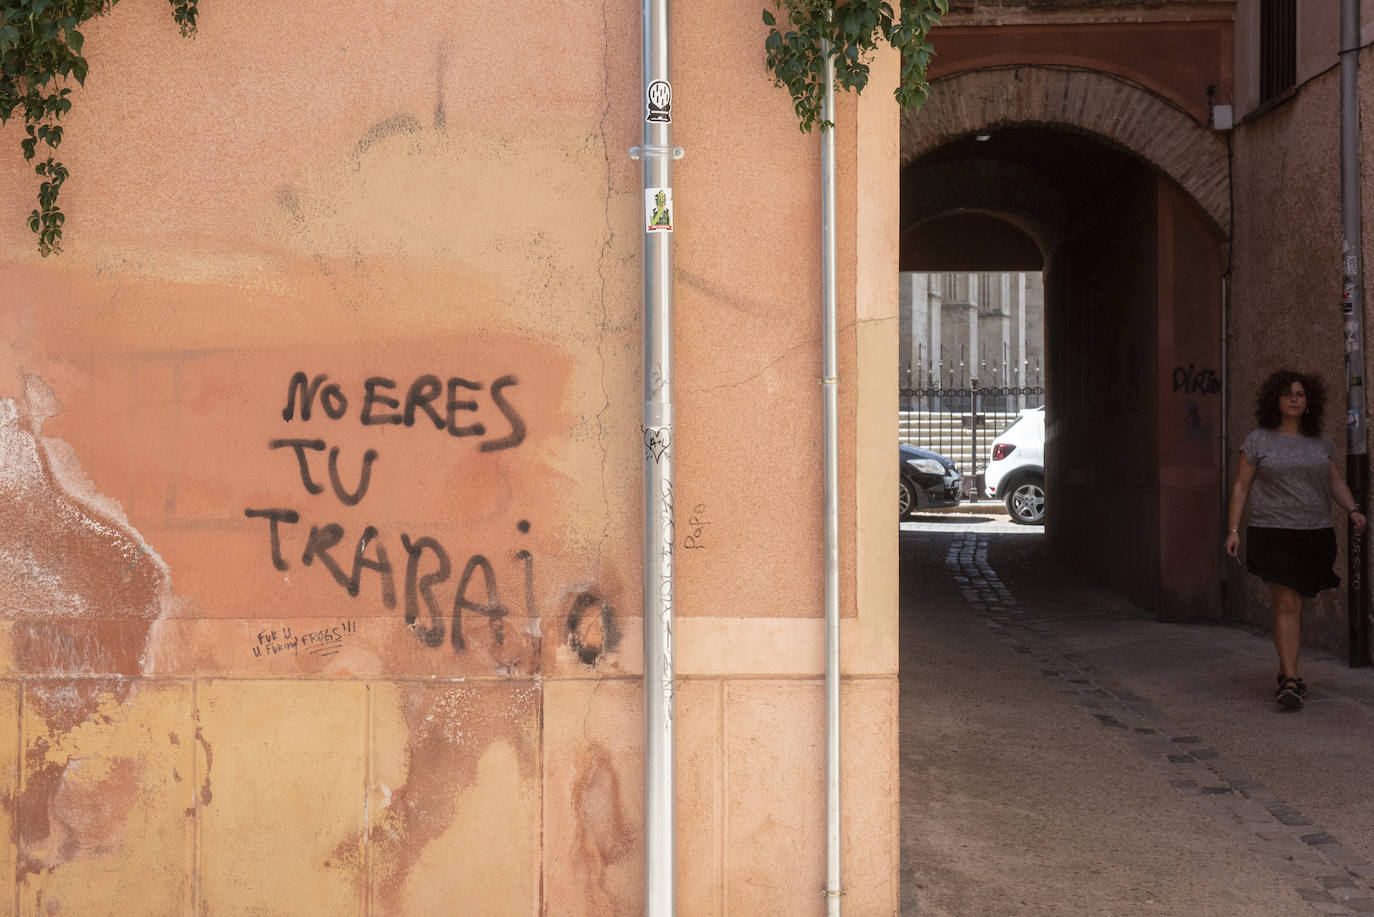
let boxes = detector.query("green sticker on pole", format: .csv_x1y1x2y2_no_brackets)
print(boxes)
646,188,673,233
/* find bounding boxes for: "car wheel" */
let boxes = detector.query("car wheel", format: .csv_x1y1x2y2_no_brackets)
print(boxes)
1005,479,1045,525
899,479,914,518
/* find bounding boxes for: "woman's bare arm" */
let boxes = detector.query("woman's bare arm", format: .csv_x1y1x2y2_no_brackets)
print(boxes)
1330,461,1368,532
1225,454,1258,557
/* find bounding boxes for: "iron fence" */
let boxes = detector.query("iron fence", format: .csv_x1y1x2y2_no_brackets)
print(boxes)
898,385,1044,496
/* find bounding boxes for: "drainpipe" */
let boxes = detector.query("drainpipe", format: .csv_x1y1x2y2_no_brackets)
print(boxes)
1341,0,1371,667
632,0,682,911
819,34,844,917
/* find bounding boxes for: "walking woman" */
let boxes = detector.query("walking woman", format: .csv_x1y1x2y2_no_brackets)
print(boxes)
1226,370,1367,708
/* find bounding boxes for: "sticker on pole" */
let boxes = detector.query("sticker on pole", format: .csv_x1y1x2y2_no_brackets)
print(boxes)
647,80,672,123
646,188,673,233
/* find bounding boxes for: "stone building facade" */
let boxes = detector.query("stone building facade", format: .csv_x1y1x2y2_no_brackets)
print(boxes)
899,271,1045,393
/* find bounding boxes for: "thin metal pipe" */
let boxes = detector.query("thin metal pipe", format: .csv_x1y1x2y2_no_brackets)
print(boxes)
820,34,843,917
1221,131,1234,614
1340,0,1371,667
638,0,678,911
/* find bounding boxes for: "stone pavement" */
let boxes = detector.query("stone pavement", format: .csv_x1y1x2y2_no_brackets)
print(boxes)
899,524,1374,916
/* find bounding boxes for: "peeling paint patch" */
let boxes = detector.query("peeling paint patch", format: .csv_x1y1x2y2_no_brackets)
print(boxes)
573,742,637,909
17,681,150,878
1,379,171,677
3,372,176,889
366,683,538,910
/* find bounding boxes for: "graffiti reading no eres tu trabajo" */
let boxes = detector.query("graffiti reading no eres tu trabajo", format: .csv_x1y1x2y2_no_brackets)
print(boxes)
244,371,552,655
246,372,618,661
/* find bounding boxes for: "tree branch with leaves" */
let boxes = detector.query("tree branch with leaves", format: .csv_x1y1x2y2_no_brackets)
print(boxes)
762,0,947,133
0,0,198,255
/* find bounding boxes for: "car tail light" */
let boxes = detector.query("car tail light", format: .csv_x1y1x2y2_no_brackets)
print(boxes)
992,443,1016,461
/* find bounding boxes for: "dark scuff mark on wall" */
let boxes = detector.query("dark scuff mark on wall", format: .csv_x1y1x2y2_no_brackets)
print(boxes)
362,683,538,910
277,186,306,224
16,738,61,880
351,114,423,170
194,724,213,807
433,41,449,131
572,742,637,911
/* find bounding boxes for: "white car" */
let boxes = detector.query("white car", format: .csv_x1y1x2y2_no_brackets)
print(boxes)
984,407,1045,525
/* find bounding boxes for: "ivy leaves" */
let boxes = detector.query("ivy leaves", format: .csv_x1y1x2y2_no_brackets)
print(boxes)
0,0,198,255
762,0,948,132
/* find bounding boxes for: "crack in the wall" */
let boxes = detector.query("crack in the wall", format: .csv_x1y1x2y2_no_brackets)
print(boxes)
677,316,885,396
593,0,617,585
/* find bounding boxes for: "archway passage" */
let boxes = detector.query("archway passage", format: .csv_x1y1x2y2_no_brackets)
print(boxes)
903,124,1227,620
902,66,1230,232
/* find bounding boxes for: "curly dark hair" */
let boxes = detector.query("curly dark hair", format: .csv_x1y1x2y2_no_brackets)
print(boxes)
1255,369,1325,436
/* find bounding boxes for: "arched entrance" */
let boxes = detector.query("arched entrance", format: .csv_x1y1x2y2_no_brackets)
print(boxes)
902,66,1230,229
901,68,1229,619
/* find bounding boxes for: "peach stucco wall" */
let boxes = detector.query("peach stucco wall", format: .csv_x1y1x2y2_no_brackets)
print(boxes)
0,1,900,914
1226,36,1374,653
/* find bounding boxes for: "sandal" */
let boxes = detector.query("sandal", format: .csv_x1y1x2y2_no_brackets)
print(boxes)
1275,676,1304,709
1276,673,1307,697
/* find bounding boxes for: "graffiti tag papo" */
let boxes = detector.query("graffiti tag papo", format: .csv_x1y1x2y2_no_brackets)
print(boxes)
244,372,617,663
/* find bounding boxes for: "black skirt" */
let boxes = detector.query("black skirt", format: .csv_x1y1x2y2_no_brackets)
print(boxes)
1246,526,1340,597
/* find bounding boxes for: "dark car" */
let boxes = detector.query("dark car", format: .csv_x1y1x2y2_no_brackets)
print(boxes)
899,444,962,517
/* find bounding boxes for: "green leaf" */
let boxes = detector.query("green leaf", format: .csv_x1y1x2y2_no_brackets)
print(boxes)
762,0,946,132
762,8,775,25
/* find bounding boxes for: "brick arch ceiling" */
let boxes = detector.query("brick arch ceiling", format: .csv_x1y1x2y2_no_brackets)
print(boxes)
901,66,1230,232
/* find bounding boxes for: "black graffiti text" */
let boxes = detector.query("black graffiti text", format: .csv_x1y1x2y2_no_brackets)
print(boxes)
1172,364,1221,396
244,513,533,653
269,440,378,505
684,503,709,550
280,372,527,451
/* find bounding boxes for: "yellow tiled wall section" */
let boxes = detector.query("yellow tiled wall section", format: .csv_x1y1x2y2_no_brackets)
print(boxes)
1,674,897,915
16,680,194,917
1,680,16,917
196,679,368,916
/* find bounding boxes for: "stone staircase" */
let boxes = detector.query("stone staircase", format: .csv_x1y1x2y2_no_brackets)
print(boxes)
898,410,1024,478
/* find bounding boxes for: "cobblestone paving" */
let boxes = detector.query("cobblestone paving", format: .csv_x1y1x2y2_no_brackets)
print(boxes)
937,531,1374,915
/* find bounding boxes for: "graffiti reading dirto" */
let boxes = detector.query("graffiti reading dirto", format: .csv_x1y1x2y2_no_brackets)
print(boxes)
1171,364,1221,396
243,372,618,663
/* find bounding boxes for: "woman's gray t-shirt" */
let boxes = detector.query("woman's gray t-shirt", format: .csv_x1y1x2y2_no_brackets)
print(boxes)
1241,428,1336,529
